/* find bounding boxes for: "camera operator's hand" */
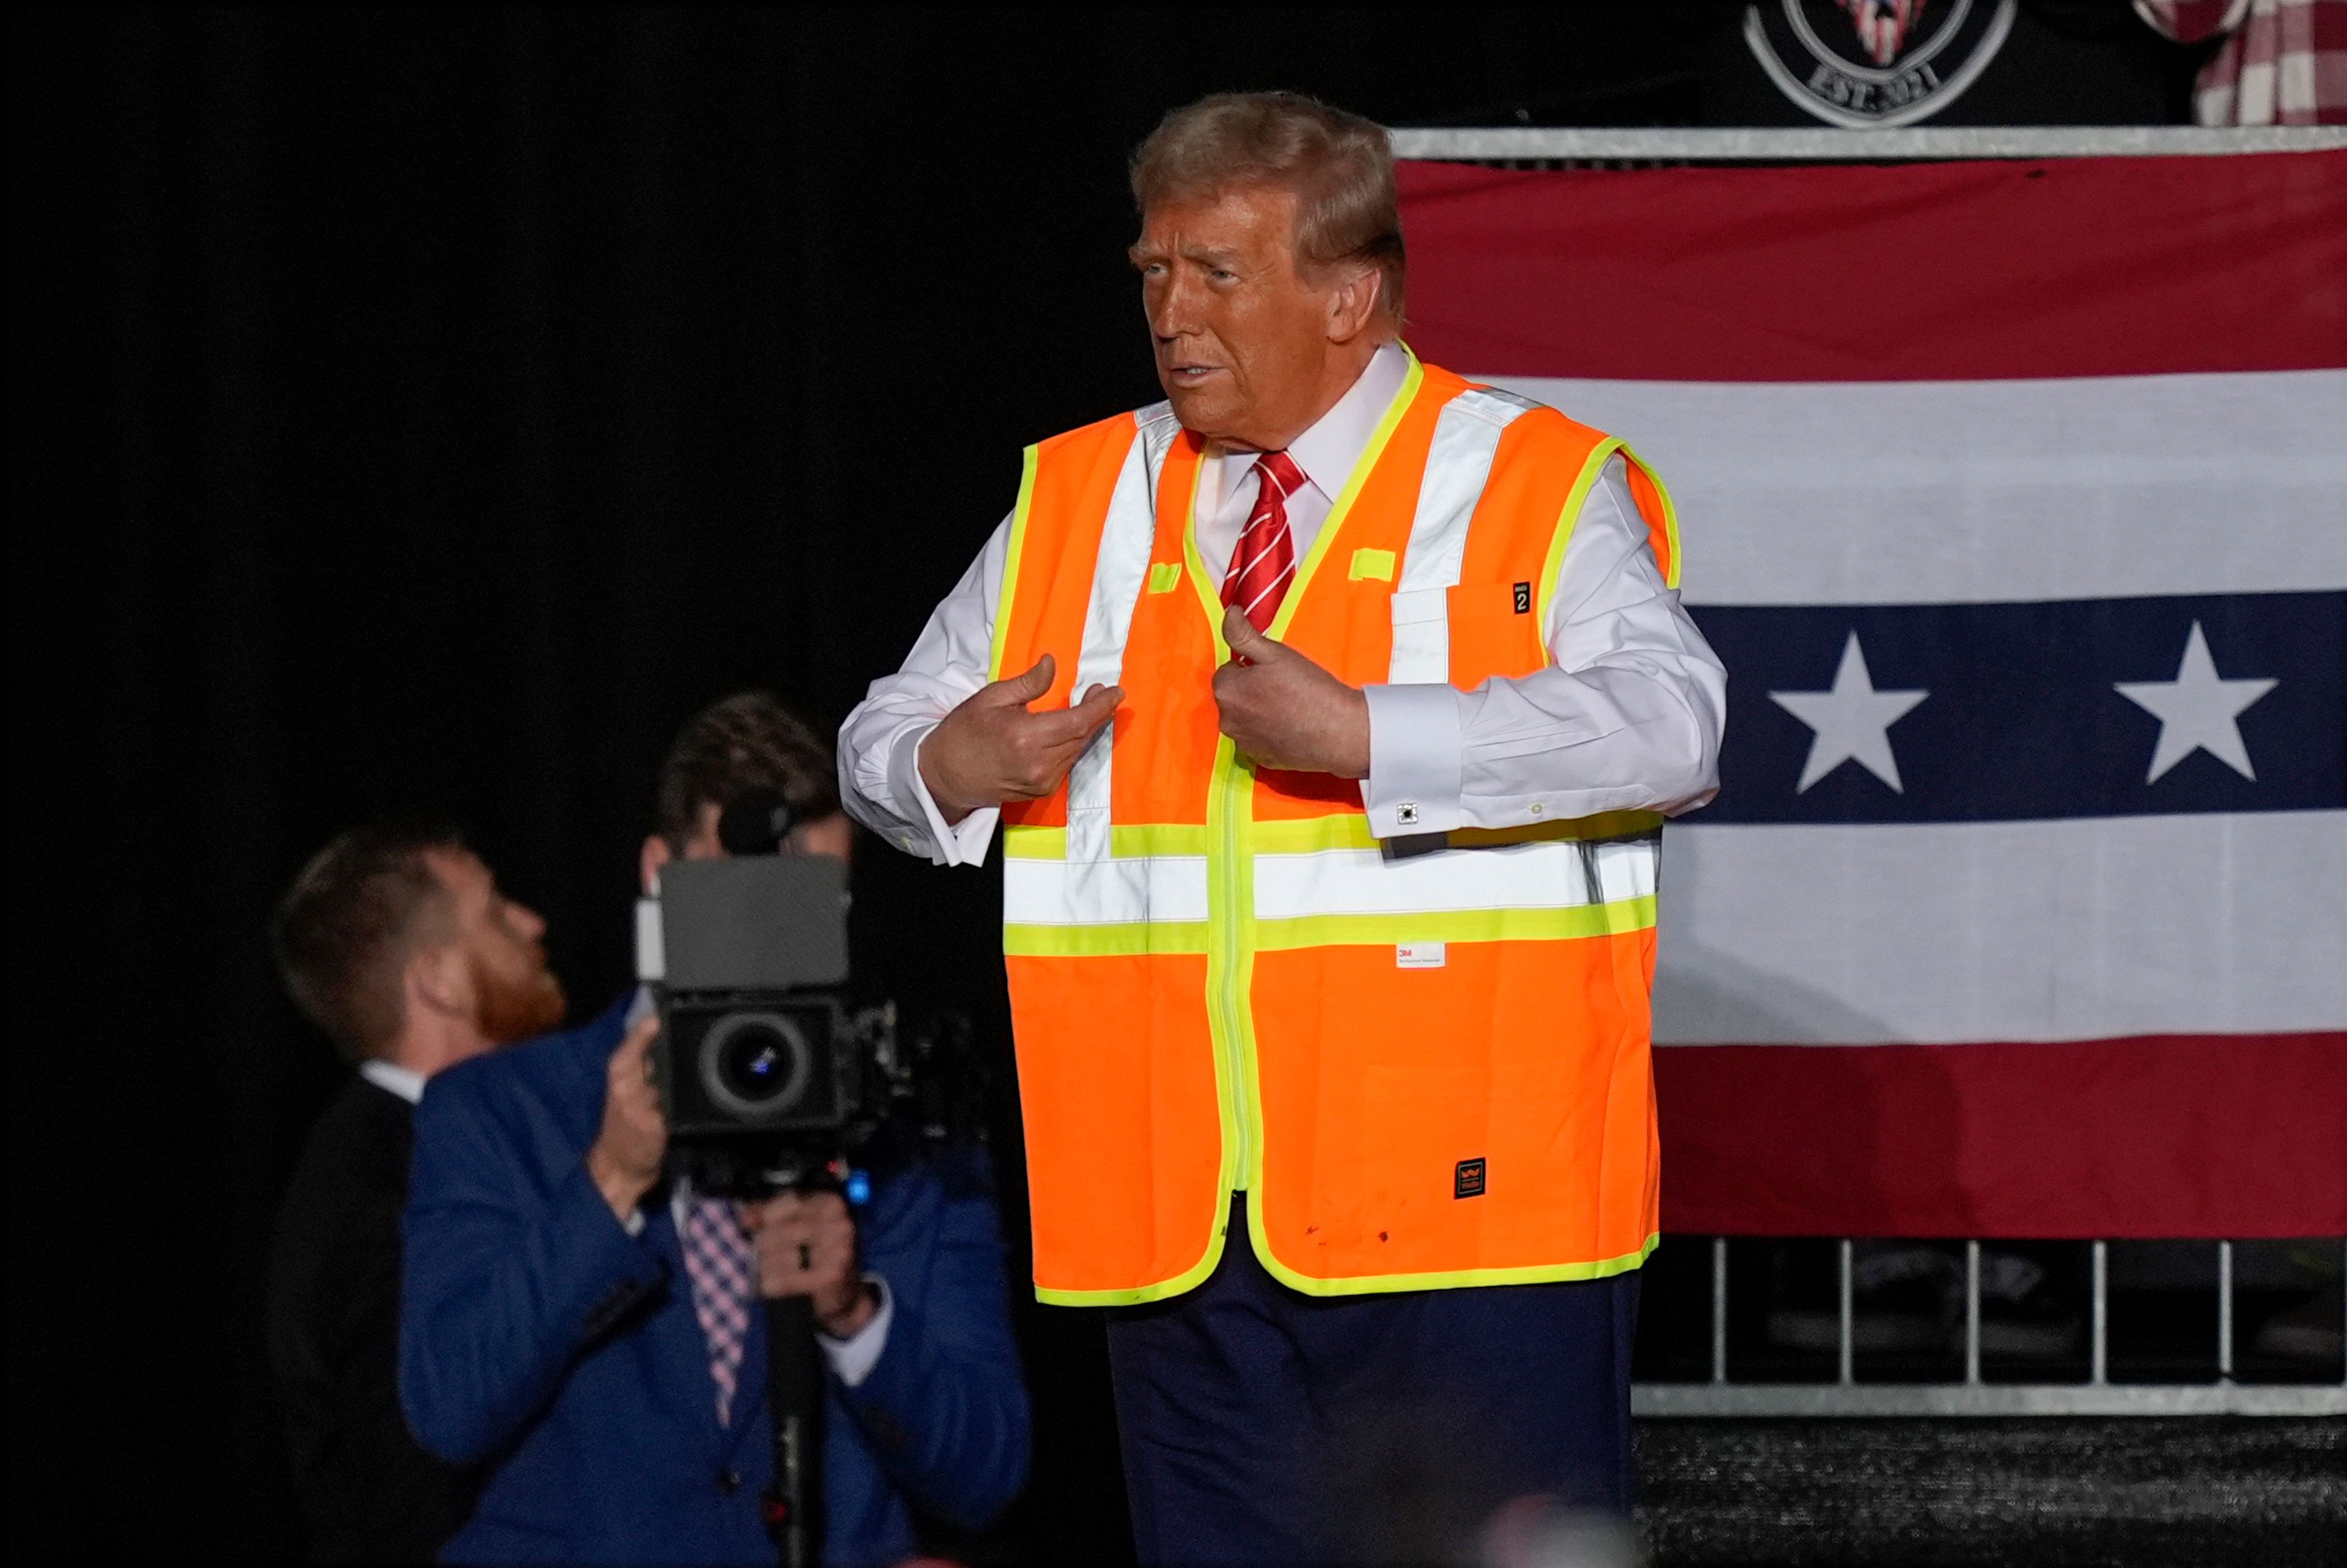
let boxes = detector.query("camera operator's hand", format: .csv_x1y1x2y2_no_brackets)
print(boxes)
741,1190,877,1338
586,1016,666,1223
917,653,1122,824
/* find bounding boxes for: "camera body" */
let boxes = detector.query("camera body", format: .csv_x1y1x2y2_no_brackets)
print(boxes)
644,854,911,1195
661,991,864,1136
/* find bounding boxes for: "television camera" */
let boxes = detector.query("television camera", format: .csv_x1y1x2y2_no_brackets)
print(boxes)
634,789,978,1567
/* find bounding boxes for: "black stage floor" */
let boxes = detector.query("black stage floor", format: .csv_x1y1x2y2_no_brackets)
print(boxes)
1636,1418,2346,1568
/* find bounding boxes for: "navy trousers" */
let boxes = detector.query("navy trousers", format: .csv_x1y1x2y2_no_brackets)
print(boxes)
1105,1196,1639,1567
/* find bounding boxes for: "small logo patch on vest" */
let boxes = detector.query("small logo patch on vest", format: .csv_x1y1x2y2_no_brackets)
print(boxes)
1455,1158,1488,1199
1513,581,1532,614
1397,942,1445,969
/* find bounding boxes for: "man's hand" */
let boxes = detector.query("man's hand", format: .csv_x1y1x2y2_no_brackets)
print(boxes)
1213,606,1371,777
741,1190,876,1337
917,654,1122,824
585,1016,666,1223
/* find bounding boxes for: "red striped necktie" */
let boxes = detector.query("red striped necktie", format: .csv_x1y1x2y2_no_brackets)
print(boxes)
1222,450,1306,633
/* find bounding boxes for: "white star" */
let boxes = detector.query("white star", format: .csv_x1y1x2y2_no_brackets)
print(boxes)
2114,621,2277,784
1770,631,1930,794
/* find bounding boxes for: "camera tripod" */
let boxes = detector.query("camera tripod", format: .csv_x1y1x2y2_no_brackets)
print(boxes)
666,1006,983,1568
685,1141,844,1568
761,1291,824,1568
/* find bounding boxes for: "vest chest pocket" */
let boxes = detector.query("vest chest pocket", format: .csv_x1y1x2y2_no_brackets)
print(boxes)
1444,581,1546,689
1387,584,1546,689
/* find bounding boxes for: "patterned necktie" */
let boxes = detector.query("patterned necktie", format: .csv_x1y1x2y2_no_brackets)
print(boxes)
680,1195,757,1426
1222,451,1306,633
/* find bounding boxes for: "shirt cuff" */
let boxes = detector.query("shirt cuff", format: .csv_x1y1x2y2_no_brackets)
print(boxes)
1361,683,1467,838
894,722,1000,867
817,1273,894,1388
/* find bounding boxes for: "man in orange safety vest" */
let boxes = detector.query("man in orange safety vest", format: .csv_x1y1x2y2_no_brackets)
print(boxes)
840,90,1726,1566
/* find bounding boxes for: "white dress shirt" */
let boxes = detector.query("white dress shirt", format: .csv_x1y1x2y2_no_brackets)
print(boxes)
840,342,1726,862
359,1058,425,1105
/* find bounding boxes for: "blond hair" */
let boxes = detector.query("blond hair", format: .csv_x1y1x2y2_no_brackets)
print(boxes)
1130,92,1405,325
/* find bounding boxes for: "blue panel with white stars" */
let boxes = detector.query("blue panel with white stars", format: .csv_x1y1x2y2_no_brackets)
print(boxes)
1688,590,2344,823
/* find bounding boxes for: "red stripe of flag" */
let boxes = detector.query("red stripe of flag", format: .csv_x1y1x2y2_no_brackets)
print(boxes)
1395,151,2347,383
1655,1033,2347,1238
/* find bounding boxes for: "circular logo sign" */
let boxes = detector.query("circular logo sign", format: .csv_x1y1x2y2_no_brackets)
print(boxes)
1744,0,2018,127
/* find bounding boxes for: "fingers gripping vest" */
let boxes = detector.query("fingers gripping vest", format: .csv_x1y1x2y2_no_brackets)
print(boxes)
992,353,1681,1304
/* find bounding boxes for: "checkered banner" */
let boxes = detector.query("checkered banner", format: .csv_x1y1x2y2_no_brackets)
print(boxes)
1397,148,2347,1237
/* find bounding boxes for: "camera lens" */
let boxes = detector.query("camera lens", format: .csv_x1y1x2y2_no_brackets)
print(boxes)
698,1011,813,1121
719,1027,792,1102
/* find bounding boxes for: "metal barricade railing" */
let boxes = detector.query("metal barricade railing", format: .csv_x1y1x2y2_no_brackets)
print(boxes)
1387,125,2347,165
1634,1237,2347,1417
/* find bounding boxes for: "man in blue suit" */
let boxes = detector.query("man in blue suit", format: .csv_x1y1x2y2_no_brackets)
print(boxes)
400,693,1030,1565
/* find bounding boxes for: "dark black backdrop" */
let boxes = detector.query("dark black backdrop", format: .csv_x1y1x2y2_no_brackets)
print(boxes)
4,7,2198,1560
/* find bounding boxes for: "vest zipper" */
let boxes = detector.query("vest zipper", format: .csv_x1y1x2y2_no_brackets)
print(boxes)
1211,751,1252,1193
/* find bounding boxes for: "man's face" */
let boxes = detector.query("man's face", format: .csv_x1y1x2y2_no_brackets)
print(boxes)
1133,184,1356,451
425,848,567,1046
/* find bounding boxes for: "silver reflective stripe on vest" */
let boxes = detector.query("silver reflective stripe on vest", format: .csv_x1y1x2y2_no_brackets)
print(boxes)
1253,834,1657,921
1004,852,1210,926
1136,401,1181,510
1387,388,1532,683
1062,415,1169,864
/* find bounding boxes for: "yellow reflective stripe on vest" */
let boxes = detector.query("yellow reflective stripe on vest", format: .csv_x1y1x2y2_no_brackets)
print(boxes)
1240,1207,1661,1300
1533,437,1622,639
1003,921,1208,957
986,444,1042,684
1003,822,1210,859
1181,355,1428,1197
1622,439,1682,592
1534,436,1683,632
1254,896,1657,953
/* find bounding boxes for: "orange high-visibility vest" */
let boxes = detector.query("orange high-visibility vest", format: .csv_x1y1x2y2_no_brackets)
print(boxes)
991,351,1682,1305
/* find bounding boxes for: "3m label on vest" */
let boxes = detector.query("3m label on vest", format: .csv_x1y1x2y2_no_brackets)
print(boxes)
1397,942,1447,969
1455,1159,1488,1199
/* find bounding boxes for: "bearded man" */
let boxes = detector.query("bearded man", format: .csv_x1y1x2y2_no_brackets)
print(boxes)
396,694,1027,1567
841,92,1727,1563
267,819,567,1561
